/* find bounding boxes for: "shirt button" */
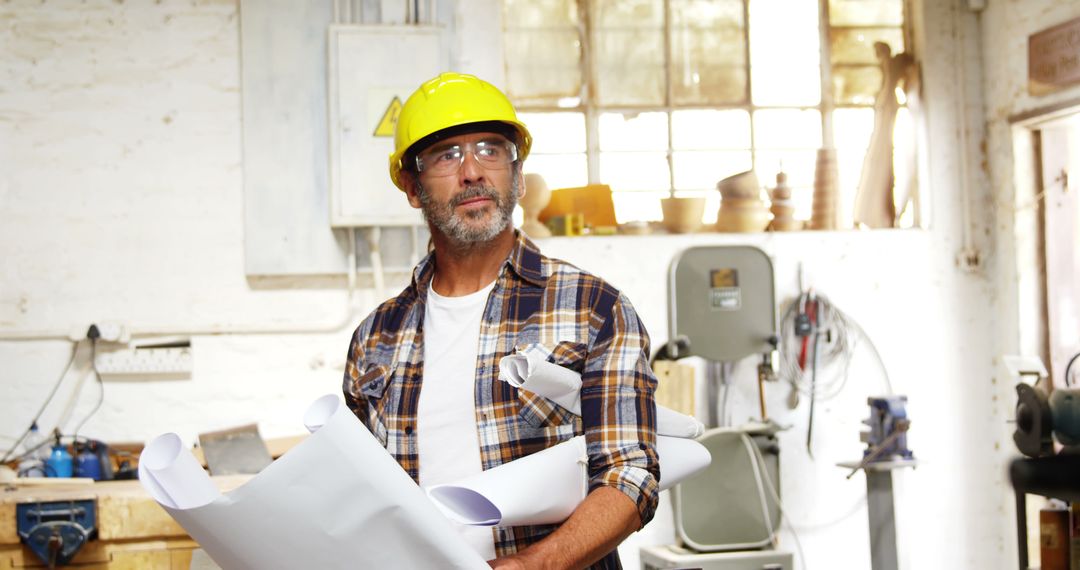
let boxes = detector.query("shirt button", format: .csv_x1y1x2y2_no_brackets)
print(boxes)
404,426,413,435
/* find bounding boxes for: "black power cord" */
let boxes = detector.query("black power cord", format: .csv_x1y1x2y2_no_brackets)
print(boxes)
71,327,105,441
0,329,90,464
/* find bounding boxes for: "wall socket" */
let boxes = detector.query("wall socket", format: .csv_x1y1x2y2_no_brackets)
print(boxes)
94,342,193,380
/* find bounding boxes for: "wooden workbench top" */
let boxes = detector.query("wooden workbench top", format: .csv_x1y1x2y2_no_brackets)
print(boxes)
0,475,251,546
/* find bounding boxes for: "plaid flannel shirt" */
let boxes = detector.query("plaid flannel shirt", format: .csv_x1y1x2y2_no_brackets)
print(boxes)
343,231,659,569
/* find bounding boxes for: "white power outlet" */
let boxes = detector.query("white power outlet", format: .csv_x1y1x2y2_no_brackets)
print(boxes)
95,322,130,343
95,346,193,380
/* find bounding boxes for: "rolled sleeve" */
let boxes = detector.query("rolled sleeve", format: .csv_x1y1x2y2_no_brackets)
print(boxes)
581,292,661,527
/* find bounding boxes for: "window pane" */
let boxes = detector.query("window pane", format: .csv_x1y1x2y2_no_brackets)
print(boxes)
833,108,877,229
753,109,822,149
832,66,883,105
834,106,872,226
599,112,668,151
828,0,904,27
504,29,582,103
673,151,753,190
523,154,589,190
519,112,586,153
503,0,579,28
670,0,744,28
672,64,747,106
754,149,818,191
612,191,667,223
835,146,863,229
594,30,665,106
830,27,905,65
833,107,874,152
670,0,747,105
749,0,821,106
599,152,670,191
592,0,664,27
672,109,751,150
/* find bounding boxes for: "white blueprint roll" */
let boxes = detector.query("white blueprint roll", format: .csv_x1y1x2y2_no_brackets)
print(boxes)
138,395,488,570
426,434,711,527
428,436,589,527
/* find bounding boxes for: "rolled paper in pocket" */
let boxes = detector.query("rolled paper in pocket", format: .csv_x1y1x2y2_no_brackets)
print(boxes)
498,354,704,438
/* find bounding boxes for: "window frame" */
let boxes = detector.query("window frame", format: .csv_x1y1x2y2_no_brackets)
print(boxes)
503,0,915,226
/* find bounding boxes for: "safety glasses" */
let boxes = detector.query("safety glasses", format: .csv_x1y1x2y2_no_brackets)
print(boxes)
415,138,518,177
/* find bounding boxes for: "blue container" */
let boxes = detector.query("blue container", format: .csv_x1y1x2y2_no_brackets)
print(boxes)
74,445,102,480
46,444,73,478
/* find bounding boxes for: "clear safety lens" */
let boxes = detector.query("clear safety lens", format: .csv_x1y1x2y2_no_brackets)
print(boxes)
416,139,518,176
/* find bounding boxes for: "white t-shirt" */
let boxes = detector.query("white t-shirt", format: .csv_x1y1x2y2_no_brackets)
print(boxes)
418,278,497,561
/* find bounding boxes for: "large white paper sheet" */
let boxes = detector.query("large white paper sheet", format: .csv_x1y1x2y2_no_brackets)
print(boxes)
499,353,705,438
139,395,488,570
427,434,711,527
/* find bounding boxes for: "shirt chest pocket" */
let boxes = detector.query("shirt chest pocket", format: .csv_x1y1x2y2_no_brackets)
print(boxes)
513,341,588,430
358,363,393,447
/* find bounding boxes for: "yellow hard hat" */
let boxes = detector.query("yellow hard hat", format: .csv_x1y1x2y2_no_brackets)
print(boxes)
389,72,532,191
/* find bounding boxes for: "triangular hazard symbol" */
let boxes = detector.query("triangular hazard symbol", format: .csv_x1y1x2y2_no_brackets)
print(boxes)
373,97,403,137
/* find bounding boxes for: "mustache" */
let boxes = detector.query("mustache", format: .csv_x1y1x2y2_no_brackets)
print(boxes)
449,185,500,208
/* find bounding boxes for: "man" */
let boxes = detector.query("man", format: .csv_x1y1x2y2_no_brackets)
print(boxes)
343,72,659,569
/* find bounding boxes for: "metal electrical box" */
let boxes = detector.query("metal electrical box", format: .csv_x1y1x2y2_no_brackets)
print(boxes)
668,246,777,362
327,26,446,227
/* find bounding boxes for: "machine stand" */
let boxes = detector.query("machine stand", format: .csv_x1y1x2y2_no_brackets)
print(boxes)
837,459,916,570
866,469,898,570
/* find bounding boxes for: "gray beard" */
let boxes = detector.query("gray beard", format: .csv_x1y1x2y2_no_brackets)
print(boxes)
418,177,519,246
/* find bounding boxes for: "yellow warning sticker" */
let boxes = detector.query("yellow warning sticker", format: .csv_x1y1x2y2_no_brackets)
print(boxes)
373,96,403,137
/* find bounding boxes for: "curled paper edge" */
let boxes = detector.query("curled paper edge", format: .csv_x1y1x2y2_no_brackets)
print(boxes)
138,433,221,510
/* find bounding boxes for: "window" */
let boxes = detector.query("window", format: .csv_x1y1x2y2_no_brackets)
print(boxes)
502,0,914,228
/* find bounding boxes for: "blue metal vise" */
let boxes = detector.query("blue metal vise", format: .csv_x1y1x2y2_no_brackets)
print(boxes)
16,500,96,568
861,396,914,461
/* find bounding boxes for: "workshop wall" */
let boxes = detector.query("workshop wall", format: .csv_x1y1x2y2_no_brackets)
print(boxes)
1,0,1070,568
980,1,1080,369
979,0,1080,564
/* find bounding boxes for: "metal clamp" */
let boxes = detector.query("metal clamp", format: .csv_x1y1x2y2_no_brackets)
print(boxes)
16,500,96,568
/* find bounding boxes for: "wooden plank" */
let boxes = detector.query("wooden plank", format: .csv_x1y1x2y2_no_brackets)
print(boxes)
96,494,187,541
96,550,172,569
170,548,195,570
1,476,251,545
1,538,199,568
0,494,17,545
653,361,696,418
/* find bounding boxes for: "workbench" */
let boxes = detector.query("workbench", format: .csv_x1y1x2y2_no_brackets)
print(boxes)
0,477,246,569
